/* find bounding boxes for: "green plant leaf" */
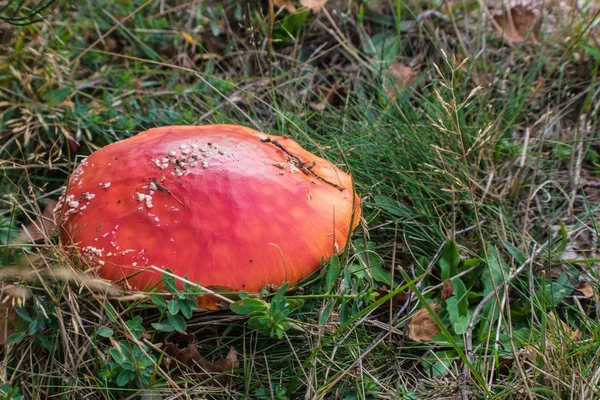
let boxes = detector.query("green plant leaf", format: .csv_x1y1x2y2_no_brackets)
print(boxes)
363,32,400,64
98,327,114,338
42,87,72,104
168,299,181,315
269,299,280,316
5,331,26,345
353,239,390,285
281,9,308,38
179,299,194,319
422,350,456,377
535,273,574,308
116,369,133,386
463,258,482,268
477,247,510,340
326,255,341,293
439,239,460,281
14,307,32,323
104,303,119,323
319,300,335,326
36,332,53,350
28,319,39,335
272,282,289,305
370,263,392,286
167,313,187,333
152,321,174,332
231,298,267,315
149,294,167,312
502,241,527,264
557,222,568,253
373,195,412,218
482,247,509,294
445,277,473,335
162,269,179,293
339,299,350,324
248,315,270,330
125,316,143,340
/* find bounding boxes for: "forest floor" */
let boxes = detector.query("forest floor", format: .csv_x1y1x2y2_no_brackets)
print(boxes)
1,0,600,399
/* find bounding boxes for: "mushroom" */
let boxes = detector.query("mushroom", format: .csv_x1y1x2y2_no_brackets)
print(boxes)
55,125,361,309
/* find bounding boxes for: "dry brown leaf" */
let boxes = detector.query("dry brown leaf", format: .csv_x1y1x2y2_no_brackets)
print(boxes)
207,346,239,372
546,312,580,342
274,0,297,13
300,0,328,13
384,63,416,97
310,84,347,110
0,21,13,45
18,201,58,243
493,6,541,43
388,63,416,86
498,357,515,377
165,332,203,368
576,282,594,298
441,279,454,302
407,302,441,342
165,332,239,375
372,287,409,306
180,31,197,47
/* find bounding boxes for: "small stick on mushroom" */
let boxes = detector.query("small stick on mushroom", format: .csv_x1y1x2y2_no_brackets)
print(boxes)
260,137,346,191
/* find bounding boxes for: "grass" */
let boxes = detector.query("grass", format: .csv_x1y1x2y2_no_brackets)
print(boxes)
1,0,600,398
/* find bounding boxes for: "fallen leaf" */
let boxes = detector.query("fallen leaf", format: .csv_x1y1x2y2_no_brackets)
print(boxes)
17,200,58,243
407,302,441,342
576,282,594,298
165,332,204,369
180,31,197,47
106,37,120,52
388,63,416,86
274,0,297,13
498,357,515,376
440,279,454,302
372,287,409,306
0,21,13,45
546,312,580,342
493,5,541,43
165,332,239,374
207,346,239,372
160,45,177,59
68,138,79,153
310,84,347,110
300,0,328,13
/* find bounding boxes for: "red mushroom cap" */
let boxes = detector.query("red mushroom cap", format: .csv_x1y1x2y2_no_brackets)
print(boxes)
56,125,360,308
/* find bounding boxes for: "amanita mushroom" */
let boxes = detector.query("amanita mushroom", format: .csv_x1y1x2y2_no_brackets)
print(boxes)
55,125,360,309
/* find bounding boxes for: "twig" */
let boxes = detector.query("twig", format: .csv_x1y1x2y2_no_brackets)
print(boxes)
568,115,587,215
151,178,185,206
260,137,346,191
